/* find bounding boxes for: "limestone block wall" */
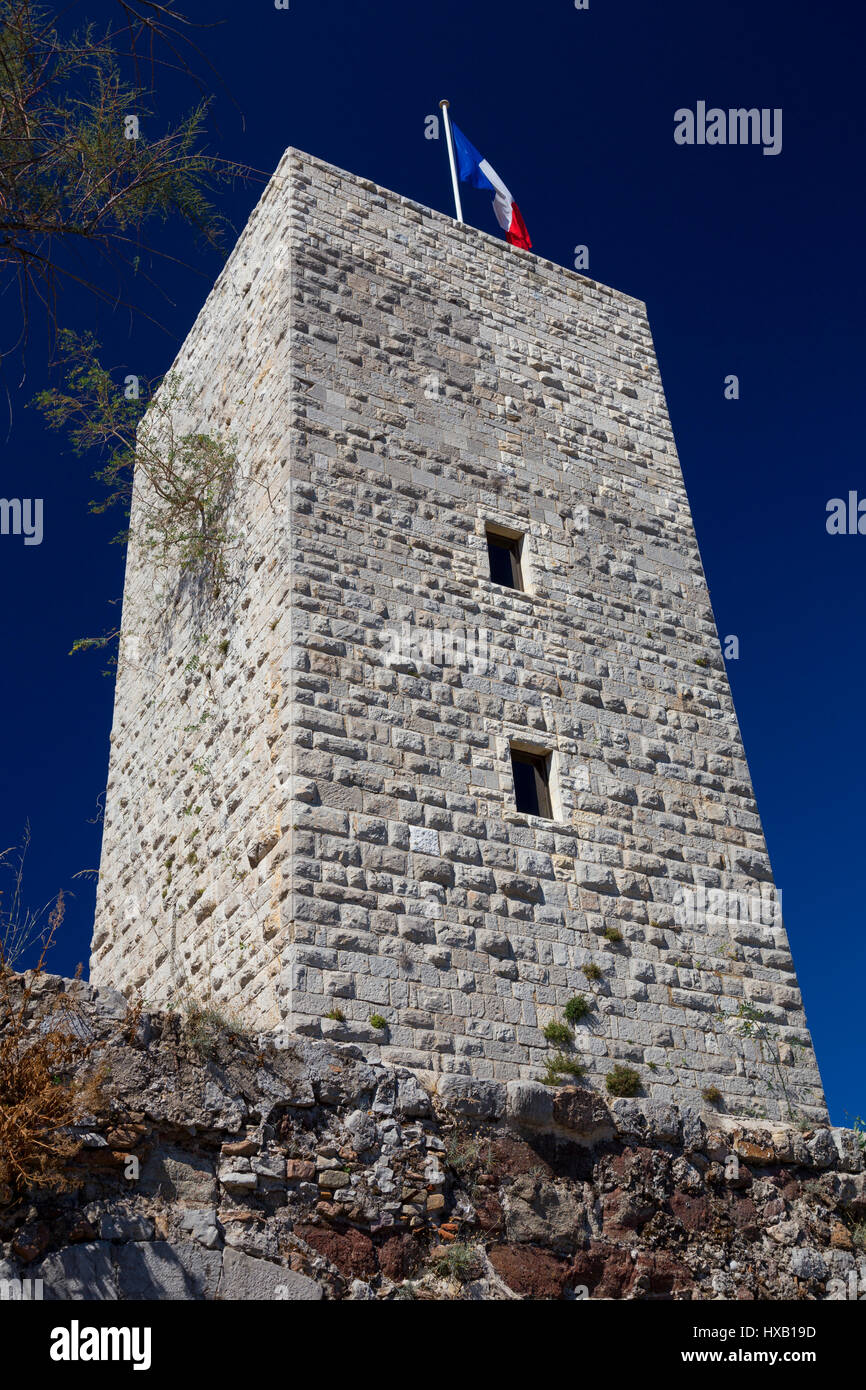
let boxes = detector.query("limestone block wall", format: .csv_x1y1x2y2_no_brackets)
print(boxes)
91,148,827,1121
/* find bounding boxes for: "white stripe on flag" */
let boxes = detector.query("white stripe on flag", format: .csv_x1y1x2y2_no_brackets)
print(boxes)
478,158,514,233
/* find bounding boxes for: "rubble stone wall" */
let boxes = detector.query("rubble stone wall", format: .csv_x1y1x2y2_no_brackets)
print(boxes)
1,975,858,1302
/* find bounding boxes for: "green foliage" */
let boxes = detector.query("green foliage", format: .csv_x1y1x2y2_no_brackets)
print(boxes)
542,1053,587,1086
325,1007,345,1023
444,1128,490,1179
695,657,709,668
603,926,623,944
369,1013,387,1030
702,1085,722,1105
605,1064,641,1098
182,1001,245,1060
543,1019,573,1046
0,0,247,348
727,1001,800,1123
582,962,603,982
431,1243,485,1285
563,994,592,1024
35,331,238,614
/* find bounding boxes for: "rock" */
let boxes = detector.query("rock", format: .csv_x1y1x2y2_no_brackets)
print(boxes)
504,1174,585,1248
680,1106,705,1152
830,1223,854,1251
506,1080,554,1129
220,1247,322,1301
344,1109,380,1152
35,1243,119,1300
318,1169,351,1190
789,1248,828,1283
575,862,617,893
219,1161,258,1193
348,1279,377,1299
824,1172,866,1216
11,1222,50,1263
252,1152,287,1183
98,1213,154,1242
286,1160,317,1182
610,1099,680,1144
140,1148,217,1205
179,1209,222,1250
221,1138,259,1157
552,1087,614,1141
831,1127,865,1174
734,1138,776,1165
499,876,543,903
437,1075,505,1120
804,1128,837,1170
477,930,512,958
395,1072,433,1118
246,829,280,869
670,1193,712,1231
116,1241,222,1300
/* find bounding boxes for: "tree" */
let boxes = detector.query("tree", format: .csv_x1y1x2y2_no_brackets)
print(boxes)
0,0,251,357
35,327,238,651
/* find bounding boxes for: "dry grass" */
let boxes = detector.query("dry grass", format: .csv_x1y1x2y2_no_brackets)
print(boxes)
0,897,105,1205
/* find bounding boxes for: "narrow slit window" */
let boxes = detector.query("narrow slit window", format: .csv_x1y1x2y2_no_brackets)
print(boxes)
486,529,525,591
511,747,553,819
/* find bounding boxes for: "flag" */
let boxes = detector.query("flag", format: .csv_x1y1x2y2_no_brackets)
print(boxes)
449,120,532,250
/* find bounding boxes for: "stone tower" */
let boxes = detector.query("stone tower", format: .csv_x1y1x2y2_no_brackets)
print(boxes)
90,147,827,1121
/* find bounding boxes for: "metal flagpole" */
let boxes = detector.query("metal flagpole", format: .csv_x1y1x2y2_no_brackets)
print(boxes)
439,99,463,224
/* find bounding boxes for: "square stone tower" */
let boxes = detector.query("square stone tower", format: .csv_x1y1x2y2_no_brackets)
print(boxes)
90,148,826,1121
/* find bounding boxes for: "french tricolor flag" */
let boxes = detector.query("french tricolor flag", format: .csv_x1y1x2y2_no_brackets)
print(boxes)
449,119,532,251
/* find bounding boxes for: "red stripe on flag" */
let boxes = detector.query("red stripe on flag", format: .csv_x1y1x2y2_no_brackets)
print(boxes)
506,203,532,250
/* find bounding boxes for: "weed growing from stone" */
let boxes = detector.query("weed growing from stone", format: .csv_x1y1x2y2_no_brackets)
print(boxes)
182,1001,246,1059
431,1242,485,1284
564,994,592,1024
605,1064,641,1098
543,1019,573,1046
542,1053,587,1086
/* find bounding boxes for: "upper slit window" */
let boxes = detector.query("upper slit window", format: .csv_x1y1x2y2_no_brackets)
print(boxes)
511,747,553,819
486,529,525,591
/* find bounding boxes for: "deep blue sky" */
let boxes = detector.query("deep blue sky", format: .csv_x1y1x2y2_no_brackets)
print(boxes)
1,0,863,1123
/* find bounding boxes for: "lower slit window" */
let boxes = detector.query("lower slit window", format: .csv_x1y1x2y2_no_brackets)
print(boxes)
510,747,553,819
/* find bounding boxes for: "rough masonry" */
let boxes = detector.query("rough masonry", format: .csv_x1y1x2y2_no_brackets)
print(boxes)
0,974,861,1302
90,148,826,1121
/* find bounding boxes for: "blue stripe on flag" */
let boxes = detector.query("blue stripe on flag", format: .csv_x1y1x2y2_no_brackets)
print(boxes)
450,122,494,191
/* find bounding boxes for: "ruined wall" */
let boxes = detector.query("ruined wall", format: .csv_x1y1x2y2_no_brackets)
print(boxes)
0,975,861,1302
91,149,826,1119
